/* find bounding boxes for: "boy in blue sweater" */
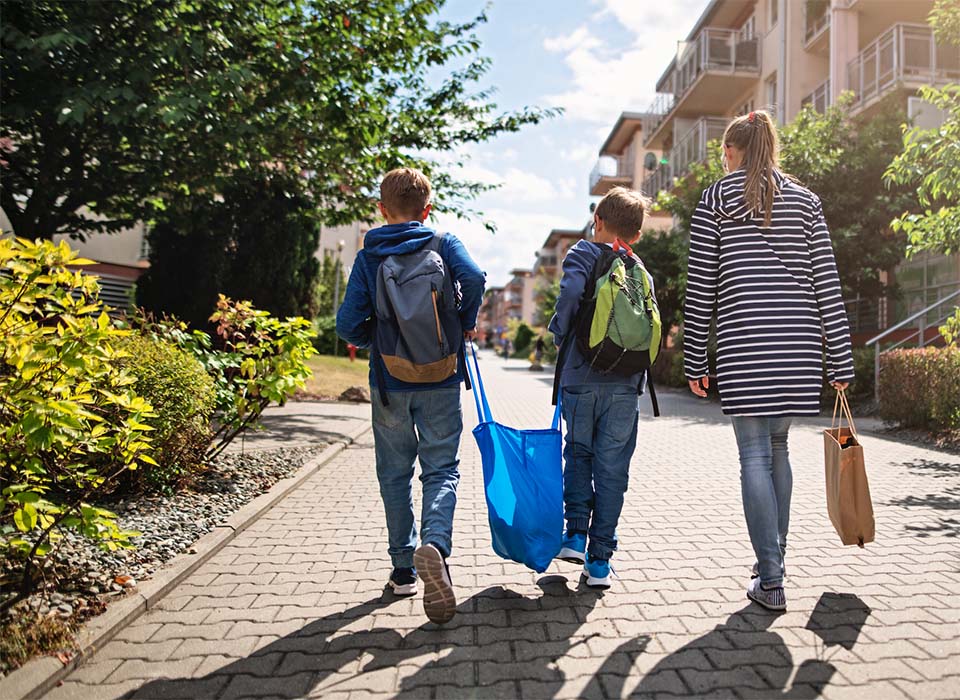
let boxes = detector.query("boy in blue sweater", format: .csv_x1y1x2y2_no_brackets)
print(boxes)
336,168,485,624
548,186,653,588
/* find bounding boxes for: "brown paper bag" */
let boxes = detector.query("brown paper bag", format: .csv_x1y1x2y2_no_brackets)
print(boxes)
823,390,875,547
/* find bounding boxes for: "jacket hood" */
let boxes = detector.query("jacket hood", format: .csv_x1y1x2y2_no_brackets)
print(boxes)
714,168,790,221
362,221,436,257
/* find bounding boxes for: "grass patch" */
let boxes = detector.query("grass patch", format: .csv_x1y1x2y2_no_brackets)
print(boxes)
299,354,370,399
0,614,76,674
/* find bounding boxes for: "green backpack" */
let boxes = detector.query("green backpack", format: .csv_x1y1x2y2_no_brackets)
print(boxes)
553,242,662,415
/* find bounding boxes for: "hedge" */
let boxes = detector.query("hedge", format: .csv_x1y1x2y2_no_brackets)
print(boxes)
879,346,960,430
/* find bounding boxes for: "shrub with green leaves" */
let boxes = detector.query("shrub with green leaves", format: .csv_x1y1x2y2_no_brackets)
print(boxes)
879,346,960,430
116,335,215,491
142,295,317,460
0,238,156,604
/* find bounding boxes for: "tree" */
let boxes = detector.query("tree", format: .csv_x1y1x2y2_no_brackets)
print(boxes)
534,276,560,327
136,173,320,326
632,228,687,339
315,252,347,318
0,1,555,239
782,95,917,302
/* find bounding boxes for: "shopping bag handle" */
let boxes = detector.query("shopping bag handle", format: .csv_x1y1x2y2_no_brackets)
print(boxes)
466,345,562,430
831,388,859,439
467,344,493,424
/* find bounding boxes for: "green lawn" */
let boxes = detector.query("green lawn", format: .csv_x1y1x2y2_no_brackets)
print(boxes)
299,354,370,399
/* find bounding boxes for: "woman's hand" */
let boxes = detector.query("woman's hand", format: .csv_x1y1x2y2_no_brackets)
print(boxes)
689,376,708,398
831,381,849,391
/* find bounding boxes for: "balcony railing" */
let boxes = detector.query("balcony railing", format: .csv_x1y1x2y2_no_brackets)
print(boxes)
804,1,830,45
666,28,761,101
801,78,831,113
589,154,634,193
848,23,960,110
642,92,676,139
642,117,726,196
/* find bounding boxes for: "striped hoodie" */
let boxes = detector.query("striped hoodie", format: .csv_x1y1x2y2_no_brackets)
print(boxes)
683,169,855,416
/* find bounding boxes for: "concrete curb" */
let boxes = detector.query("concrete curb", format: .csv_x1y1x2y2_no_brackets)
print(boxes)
1,421,371,700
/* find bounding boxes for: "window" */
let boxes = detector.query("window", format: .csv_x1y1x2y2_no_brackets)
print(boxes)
738,16,756,42
138,229,150,260
765,73,778,112
768,0,778,29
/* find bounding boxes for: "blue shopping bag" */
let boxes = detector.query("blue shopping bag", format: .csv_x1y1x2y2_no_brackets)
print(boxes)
465,346,563,573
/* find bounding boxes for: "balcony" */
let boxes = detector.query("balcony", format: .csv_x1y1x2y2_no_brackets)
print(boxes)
642,117,726,197
645,27,760,148
848,23,960,114
589,154,634,196
801,78,831,113
642,93,676,142
804,0,830,54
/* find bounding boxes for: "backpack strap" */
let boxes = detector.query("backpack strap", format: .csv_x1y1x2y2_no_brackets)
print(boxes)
643,368,660,417
371,343,390,407
551,335,572,406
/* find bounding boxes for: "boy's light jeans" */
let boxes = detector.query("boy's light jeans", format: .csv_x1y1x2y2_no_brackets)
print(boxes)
371,387,462,569
730,415,793,588
561,384,639,560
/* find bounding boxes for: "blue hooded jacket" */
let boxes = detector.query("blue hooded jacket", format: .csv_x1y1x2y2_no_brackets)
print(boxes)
335,221,486,393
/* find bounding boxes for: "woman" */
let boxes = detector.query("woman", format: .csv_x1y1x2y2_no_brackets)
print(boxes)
683,110,854,611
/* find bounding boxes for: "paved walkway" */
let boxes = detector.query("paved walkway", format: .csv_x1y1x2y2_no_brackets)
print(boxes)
50,352,960,699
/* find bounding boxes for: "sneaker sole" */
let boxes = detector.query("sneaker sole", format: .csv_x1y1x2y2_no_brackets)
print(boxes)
557,547,586,565
388,581,418,596
414,545,456,624
582,567,611,589
746,589,787,612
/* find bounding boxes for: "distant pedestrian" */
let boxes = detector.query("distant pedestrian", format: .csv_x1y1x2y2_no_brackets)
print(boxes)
336,167,486,624
684,110,854,611
548,186,655,588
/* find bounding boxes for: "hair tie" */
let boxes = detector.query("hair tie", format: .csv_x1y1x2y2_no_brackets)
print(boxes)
748,111,756,123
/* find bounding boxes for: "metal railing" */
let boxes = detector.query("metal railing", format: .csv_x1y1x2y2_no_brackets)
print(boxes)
668,27,761,100
642,117,725,196
643,92,676,138
844,294,887,334
865,288,960,400
848,23,960,109
801,78,831,113
804,1,830,45
589,154,633,192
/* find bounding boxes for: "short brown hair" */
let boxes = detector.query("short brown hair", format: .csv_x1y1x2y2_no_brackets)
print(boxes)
595,186,649,240
379,168,431,220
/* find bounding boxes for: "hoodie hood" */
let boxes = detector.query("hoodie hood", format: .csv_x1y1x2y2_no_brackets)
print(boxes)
362,221,436,257
715,168,790,221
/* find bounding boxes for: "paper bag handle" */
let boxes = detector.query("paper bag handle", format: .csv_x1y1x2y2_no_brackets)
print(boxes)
831,388,859,439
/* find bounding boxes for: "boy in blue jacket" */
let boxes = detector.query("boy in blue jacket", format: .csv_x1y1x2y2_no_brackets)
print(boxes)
548,186,653,588
336,168,485,624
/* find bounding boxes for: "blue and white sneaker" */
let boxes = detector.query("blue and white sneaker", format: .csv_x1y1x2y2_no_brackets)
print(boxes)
747,577,786,611
557,531,587,565
583,555,612,589
387,567,418,596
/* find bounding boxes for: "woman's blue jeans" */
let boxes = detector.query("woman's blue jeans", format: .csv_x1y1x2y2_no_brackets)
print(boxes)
730,415,793,588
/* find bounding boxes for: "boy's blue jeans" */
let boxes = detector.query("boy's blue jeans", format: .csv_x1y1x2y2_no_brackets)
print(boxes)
730,415,793,588
371,387,462,569
561,384,639,560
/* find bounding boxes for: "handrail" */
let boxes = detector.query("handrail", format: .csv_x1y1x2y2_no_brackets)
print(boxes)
865,289,960,347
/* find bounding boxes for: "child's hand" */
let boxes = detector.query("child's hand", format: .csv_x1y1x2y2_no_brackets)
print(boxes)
464,329,477,341
689,376,708,398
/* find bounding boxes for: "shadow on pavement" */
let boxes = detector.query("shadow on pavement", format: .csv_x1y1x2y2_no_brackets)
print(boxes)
228,413,363,451
582,597,870,699
888,458,960,538
126,577,603,699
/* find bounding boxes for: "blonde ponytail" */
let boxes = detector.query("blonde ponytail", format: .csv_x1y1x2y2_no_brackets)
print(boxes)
723,110,781,227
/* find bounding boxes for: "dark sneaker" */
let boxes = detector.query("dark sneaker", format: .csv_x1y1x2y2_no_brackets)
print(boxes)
583,554,612,589
413,543,456,624
387,567,418,596
747,577,786,611
557,531,587,565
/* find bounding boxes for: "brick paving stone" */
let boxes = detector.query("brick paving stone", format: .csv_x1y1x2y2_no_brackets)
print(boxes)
50,355,960,698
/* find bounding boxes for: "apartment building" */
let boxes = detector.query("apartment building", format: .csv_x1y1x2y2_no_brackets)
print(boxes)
533,228,588,281
477,286,507,345
504,268,538,326
626,0,959,336
589,113,680,231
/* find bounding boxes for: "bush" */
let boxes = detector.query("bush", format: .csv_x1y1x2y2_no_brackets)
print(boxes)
650,348,687,388
142,295,317,460
116,335,215,491
0,239,155,605
879,346,960,430
512,322,534,357
820,345,876,406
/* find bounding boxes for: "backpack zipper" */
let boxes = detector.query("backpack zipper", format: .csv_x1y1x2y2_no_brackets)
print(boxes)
431,288,443,349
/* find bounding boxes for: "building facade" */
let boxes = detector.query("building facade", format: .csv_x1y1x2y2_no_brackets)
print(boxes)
627,0,959,336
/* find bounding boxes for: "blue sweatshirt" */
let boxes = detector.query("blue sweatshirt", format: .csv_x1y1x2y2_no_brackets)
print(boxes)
548,239,651,391
335,221,486,392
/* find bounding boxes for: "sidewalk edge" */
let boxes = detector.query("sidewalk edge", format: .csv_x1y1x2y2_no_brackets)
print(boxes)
2,421,371,700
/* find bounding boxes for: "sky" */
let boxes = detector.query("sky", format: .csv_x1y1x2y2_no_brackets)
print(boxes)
428,0,710,288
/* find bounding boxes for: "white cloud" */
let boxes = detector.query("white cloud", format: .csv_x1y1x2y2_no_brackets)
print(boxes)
541,0,706,125
456,163,563,204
